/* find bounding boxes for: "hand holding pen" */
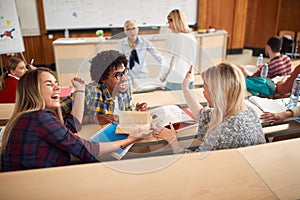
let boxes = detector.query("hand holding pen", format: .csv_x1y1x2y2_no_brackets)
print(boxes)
27,59,36,70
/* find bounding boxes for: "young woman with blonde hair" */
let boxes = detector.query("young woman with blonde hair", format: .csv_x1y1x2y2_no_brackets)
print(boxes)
154,63,266,152
159,9,198,91
1,68,147,171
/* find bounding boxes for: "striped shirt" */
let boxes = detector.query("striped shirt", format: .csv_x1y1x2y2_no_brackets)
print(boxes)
252,54,291,79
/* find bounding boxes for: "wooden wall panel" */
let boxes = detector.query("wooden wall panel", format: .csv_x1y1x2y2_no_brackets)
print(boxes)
244,0,281,49
277,0,300,33
231,0,248,49
198,0,248,52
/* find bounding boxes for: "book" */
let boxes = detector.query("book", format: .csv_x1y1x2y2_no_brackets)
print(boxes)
247,96,287,114
116,105,197,134
117,111,151,134
149,105,196,129
89,123,133,160
246,96,290,124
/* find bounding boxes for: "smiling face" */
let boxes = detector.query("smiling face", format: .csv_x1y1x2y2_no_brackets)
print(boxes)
39,72,61,111
10,61,27,78
102,64,129,96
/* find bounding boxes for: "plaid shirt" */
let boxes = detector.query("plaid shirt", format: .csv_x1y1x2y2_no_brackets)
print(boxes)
61,81,135,116
1,110,99,171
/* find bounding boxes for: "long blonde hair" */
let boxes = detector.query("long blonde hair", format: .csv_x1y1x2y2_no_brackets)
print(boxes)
202,63,246,133
0,57,23,91
167,9,191,33
1,67,63,152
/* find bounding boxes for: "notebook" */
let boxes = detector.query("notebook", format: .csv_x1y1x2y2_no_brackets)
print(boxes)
89,123,133,160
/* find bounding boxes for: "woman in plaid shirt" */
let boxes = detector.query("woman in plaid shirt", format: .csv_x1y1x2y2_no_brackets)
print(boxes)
1,68,147,171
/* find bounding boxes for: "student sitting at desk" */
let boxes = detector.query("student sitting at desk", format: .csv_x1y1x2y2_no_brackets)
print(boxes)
117,19,164,79
61,50,147,125
153,63,266,153
1,68,148,171
238,36,292,79
0,57,35,103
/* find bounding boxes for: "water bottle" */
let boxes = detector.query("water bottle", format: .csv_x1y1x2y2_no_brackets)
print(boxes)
256,53,263,66
64,28,69,40
260,64,268,78
288,74,300,108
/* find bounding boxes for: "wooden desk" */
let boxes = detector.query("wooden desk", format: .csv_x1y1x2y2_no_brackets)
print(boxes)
78,122,199,159
133,88,206,108
238,138,300,200
0,103,14,120
263,120,300,139
0,149,275,200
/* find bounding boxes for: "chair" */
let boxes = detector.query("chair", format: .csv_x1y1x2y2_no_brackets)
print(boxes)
293,31,300,58
278,30,296,58
279,30,295,39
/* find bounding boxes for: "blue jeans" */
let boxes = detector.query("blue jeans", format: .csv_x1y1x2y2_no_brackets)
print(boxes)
164,81,194,91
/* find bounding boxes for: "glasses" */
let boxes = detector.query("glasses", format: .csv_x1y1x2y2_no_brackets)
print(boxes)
125,27,137,32
111,68,129,80
167,18,173,23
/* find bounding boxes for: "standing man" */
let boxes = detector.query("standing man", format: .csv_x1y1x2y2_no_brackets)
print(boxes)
118,20,164,80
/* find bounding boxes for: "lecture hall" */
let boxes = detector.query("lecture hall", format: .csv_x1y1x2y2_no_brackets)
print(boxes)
0,0,300,199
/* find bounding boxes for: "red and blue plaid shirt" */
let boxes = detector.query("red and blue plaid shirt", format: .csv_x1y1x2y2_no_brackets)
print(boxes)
1,110,99,171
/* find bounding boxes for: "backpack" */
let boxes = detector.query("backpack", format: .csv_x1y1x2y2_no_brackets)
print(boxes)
245,77,276,97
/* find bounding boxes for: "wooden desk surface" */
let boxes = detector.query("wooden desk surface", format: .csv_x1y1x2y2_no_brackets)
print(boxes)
79,123,198,146
263,120,300,138
0,149,276,200
0,103,14,120
238,138,300,200
133,88,206,108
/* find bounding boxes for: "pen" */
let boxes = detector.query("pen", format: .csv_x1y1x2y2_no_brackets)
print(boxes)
30,59,34,65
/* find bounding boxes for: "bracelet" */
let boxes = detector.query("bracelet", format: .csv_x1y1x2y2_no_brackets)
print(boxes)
74,90,85,93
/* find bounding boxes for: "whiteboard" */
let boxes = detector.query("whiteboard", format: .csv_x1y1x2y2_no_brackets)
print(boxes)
16,0,41,36
42,0,197,30
0,0,25,54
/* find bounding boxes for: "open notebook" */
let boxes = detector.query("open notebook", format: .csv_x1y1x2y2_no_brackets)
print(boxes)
117,105,197,134
246,96,290,124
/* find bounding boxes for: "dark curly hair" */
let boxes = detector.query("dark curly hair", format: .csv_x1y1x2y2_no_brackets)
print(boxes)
89,50,128,83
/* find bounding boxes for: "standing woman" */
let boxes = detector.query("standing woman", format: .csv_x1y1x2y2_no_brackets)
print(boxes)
1,68,146,171
159,9,197,91
0,57,34,103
